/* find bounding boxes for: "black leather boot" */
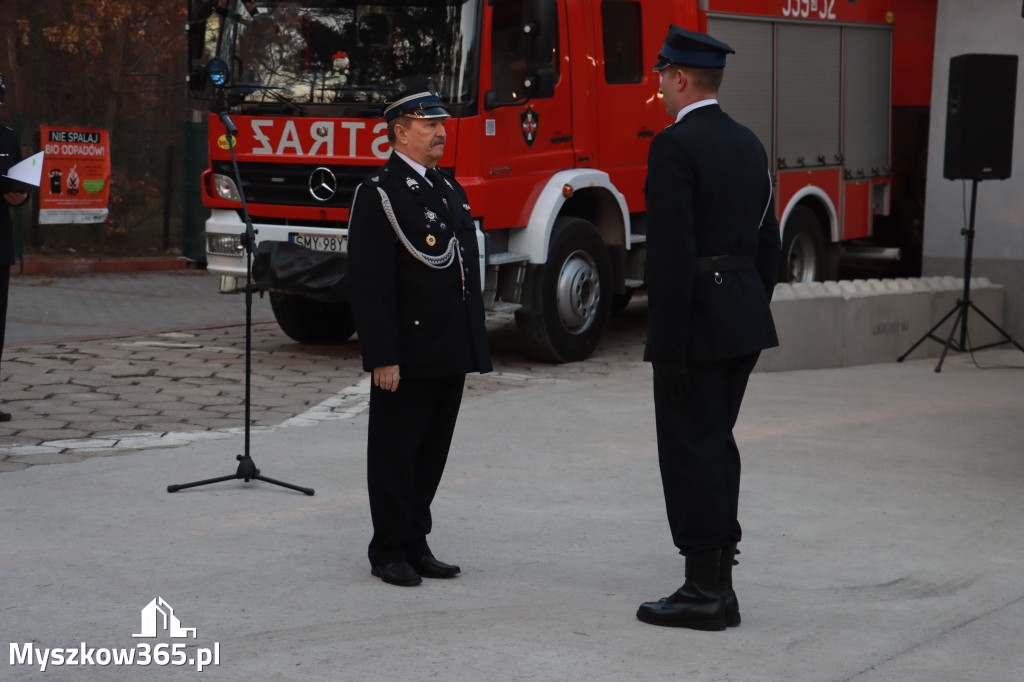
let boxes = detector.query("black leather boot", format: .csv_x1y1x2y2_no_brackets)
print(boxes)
721,543,741,627
637,549,726,630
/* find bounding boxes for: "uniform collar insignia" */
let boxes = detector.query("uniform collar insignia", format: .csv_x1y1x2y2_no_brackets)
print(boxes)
405,176,421,193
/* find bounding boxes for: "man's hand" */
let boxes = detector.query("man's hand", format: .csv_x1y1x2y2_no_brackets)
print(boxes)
373,365,400,392
653,361,690,407
4,192,28,207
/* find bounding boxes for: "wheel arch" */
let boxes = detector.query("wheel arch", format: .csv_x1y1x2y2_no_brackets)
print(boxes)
780,186,839,244
508,169,629,265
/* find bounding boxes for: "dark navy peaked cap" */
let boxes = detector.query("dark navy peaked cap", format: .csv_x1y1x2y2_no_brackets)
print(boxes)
652,25,735,71
383,76,451,123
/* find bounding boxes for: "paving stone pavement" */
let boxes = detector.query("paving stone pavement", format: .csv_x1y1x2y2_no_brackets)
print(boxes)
1,271,651,472
6,269,264,345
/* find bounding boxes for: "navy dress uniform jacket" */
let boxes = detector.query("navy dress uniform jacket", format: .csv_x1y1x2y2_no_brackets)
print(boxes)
347,153,492,377
1,126,23,267
1,125,24,372
644,104,780,364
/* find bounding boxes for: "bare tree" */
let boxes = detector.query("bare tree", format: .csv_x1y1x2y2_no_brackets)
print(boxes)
2,1,190,257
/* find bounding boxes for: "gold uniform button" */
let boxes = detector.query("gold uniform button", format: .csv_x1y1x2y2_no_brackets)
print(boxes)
426,235,436,246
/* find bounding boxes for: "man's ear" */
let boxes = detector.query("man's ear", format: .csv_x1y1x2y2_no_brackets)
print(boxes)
393,120,408,145
674,67,689,92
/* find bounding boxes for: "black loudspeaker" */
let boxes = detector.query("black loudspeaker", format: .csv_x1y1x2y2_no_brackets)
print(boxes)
943,54,1018,180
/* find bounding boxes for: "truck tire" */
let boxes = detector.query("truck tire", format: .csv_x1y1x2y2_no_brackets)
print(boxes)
269,293,356,344
779,205,837,283
515,217,612,363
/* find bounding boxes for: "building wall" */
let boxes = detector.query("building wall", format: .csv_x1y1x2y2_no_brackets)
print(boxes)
923,1,1024,341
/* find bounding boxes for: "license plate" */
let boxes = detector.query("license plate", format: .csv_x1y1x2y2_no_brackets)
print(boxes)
289,233,347,253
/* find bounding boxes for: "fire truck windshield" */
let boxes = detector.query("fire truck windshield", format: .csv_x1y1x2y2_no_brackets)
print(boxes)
219,0,479,108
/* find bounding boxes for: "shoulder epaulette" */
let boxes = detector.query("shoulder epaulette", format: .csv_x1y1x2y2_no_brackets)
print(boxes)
367,166,392,185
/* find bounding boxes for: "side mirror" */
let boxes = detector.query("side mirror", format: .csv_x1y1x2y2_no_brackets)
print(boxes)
522,0,556,69
484,67,554,110
484,0,557,109
523,68,555,99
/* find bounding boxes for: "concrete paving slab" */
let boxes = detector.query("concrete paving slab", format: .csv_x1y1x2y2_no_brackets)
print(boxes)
2,348,1023,681
6,270,272,346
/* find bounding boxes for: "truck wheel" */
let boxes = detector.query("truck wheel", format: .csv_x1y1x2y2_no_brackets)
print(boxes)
269,293,356,344
515,217,612,363
779,206,837,283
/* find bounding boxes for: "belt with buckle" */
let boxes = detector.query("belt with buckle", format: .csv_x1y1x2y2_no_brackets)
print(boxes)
695,255,756,273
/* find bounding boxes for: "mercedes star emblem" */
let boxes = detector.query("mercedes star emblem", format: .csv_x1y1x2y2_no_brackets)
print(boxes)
309,167,338,202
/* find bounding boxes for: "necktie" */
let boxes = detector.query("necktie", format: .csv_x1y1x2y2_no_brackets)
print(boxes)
425,167,449,213
425,167,446,195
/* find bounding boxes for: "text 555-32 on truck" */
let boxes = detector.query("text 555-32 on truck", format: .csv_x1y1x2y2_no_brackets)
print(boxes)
186,0,935,363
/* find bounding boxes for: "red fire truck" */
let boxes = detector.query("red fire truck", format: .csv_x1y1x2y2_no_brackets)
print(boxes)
187,0,935,362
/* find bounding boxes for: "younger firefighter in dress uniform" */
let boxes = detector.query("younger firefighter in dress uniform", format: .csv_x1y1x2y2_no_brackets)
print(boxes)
347,79,492,587
637,26,781,629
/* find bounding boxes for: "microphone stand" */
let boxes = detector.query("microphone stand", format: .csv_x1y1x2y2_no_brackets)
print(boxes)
169,103,314,496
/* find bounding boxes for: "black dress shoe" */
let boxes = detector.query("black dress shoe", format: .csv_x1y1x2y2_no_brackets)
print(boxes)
656,589,740,627
637,585,726,630
637,550,726,630
0,410,11,422
409,553,460,579
371,561,422,586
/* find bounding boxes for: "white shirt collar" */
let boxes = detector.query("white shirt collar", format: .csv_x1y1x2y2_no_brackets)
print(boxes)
675,98,718,124
393,150,434,184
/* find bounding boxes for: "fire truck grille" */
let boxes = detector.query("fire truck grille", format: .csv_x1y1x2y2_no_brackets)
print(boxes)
213,162,377,209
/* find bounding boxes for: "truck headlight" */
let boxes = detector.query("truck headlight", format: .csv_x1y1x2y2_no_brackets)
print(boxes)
206,233,244,257
212,173,242,202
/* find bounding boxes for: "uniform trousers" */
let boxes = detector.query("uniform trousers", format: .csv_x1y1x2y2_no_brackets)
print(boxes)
367,373,466,566
653,352,760,556
0,265,8,369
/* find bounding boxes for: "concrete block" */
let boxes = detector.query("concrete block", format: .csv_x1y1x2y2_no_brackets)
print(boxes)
839,283,932,367
757,284,845,372
755,277,1008,372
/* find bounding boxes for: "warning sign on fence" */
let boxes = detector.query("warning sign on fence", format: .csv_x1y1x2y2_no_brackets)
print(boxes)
38,126,110,225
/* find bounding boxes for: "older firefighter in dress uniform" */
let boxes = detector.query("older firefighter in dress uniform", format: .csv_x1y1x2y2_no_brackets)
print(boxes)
637,26,781,629
347,80,491,587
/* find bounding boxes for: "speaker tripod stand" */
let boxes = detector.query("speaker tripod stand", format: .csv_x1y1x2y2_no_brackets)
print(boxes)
898,179,1024,372
168,110,314,496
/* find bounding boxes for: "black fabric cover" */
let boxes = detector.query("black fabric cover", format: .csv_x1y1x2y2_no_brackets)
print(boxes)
251,240,348,302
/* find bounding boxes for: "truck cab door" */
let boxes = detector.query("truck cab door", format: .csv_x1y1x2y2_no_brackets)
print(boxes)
478,0,575,230
591,0,664,211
